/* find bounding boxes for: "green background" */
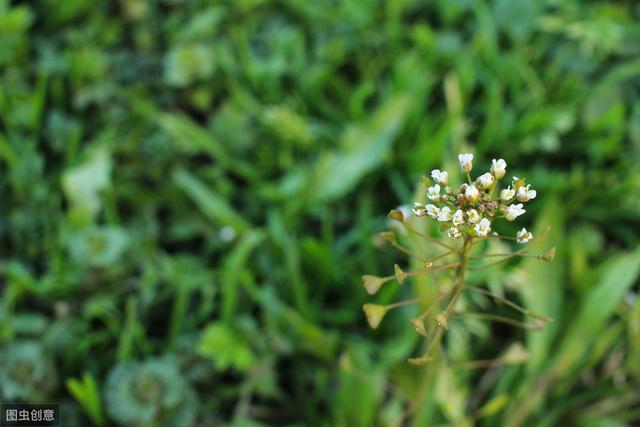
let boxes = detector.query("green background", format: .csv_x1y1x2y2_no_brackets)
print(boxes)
1,0,639,426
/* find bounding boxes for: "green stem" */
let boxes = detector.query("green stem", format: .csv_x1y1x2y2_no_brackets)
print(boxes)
456,312,541,330
414,236,473,361
466,286,554,322
403,223,456,250
409,235,474,427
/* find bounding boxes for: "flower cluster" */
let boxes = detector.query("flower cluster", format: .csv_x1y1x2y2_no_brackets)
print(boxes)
412,154,535,243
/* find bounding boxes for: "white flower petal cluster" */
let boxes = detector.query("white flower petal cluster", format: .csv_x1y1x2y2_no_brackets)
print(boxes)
516,228,533,244
448,227,462,239
458,153,473,172
478,173,494,189
431,169,448,185
412,202,426,217
466,209,480,224
413,154,537,242
516,185,536,202
426,204,439,218
437,207,453,222
474,218,491,237
505,203,525,221
500,186,515,201
465,185,480,202
452,209,465,227
491,158,507,179
427,184,441,201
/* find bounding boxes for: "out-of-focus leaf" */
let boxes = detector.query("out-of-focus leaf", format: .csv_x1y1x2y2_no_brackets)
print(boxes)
67,372,105,426
313,96,411,201
267,95,411,203
65,226,129,268
62,147,112,223
198,322,255,372
158,113,254,177
172,168,249,231
220,229,265,321
335,346,385,427
435,358,472,427
514,197,565,372
553,246,640,375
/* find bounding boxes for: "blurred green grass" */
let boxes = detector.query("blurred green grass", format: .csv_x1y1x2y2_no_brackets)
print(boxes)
0,0,640,426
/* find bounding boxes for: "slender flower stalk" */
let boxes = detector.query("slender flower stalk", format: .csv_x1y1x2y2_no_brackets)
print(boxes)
362,154,555,366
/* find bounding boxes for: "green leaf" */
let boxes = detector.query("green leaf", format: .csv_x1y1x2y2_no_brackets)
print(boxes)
158,113,254,178
268,95,412,203
198,323,255,372
173,168,250,231
67,373,105,426
62,147,112,224
313,95,412,202
553,246,640,375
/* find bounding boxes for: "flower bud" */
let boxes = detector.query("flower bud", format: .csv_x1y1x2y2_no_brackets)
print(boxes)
491,158,507,179
486,202,497,217
465,185,480,203
478,172,494,189
458,153,474,172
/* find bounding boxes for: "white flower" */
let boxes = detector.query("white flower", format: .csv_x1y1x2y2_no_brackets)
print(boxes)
427,184,441,201
452,209,465,227
458,153,473,172
426,204,439,219
516,185,537,202
500,186,515,201
466,209,480,224
431,169,448,185
437,206,453,222
516,228,533,244
478,172,494,189
464,185,480,202
504,203,526,221
448,227,462,239
491,159,507,179
412,202,426,216
474,218,491,237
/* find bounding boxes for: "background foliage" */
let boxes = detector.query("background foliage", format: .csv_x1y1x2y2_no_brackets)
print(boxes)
1,0,640,425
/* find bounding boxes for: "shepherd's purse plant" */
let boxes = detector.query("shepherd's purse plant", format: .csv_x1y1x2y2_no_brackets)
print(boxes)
362,154,556,365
